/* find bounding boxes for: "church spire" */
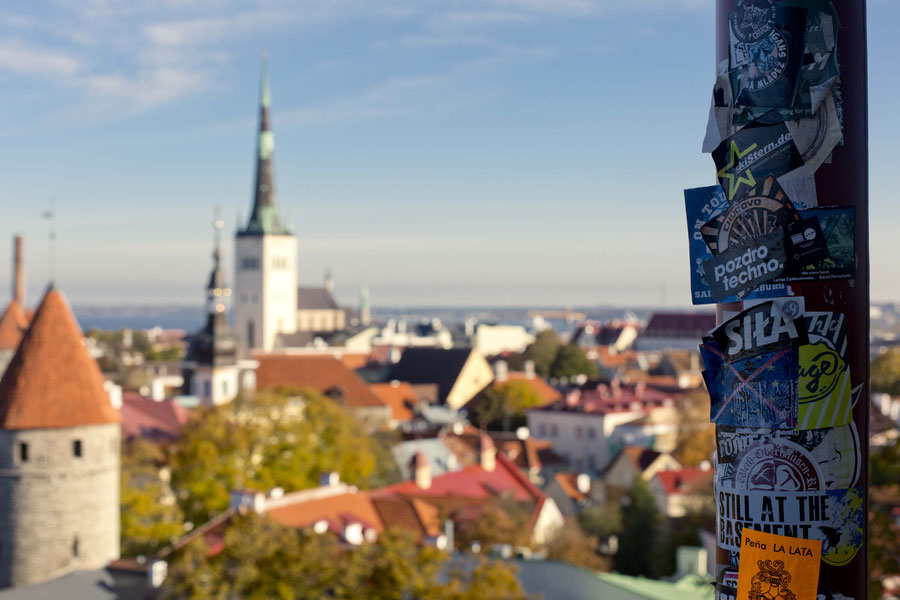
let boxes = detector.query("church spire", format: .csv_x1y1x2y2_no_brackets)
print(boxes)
241,57,290,236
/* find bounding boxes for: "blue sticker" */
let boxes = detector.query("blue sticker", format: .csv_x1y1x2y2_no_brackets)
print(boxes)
685,185,789,305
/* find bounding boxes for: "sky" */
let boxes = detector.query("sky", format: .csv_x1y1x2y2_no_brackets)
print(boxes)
1,0,898,308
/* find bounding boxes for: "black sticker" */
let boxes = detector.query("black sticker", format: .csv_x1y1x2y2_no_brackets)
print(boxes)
712,300,808,363
713,125,803,202
702,231,787,300
784,214,829,274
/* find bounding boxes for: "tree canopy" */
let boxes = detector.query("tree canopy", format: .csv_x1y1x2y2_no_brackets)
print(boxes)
160,518,534,600
872,348,900,395
468,380,546,431
169,388,392,525
614,477,664,578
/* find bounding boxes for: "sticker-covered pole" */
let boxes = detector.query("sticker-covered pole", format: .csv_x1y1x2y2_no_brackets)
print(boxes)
714,0,869,598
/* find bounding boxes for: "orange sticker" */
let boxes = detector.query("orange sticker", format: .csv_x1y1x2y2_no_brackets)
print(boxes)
736,528,821,600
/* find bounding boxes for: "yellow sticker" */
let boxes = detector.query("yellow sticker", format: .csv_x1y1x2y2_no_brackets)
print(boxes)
736,528,821,600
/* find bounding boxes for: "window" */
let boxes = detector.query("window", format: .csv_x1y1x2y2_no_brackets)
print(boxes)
203,381,212,398
73,440,82,458
240,256,260,270
19,442,28,463
247,321,255,348
538,424,547,437
587,427,596,440
576,426,583,439
550,424,558,438
72,536,79,558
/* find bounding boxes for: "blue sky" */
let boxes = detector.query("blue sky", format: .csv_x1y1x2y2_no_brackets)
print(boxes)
0,0,897,308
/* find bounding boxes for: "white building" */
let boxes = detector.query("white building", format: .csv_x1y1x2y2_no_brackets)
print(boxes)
233,63,298,353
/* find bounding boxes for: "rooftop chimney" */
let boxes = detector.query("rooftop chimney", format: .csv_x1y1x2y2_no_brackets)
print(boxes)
12,235,24,306
524,360,535,380
479,432,496,472
412,451,431,489
494,360,508,383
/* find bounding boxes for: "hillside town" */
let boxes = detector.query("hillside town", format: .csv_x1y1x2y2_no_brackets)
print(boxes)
0,52,895,599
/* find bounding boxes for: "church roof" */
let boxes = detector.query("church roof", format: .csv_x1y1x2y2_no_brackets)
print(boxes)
0,287,120,430
239,61,291,237
297,286,339,310
0,299,29,351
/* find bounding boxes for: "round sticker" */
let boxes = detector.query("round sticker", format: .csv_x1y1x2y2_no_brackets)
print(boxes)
732,438,824,491
730,0,777,43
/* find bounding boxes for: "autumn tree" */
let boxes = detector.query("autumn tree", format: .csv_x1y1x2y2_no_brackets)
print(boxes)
160,517,534,600
469,380,546,431
120,438,185,557
673,388,716,467
544,520,609,572
169,388,384,524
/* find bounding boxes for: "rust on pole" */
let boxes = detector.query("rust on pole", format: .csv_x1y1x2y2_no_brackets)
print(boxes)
710,0,868,598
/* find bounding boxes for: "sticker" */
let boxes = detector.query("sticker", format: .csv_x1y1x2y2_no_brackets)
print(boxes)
701,176,799,256
715,484,865,566
685,185,790,305
785,93,843,171
782,207,855,282
713,124,804,201
736,529,821,600
784,214,830,275
728,4,807,109
711,300,808,363
702,231,787,300
798,311,852,429
716,424,861,490
702,337,798,428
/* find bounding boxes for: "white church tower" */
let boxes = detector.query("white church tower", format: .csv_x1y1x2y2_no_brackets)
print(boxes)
234,61,298,352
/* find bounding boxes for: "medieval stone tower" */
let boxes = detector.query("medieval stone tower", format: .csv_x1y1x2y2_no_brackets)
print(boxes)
234,61,298,353
0,286,121,588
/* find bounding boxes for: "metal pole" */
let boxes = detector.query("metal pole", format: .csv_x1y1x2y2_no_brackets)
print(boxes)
713,0,868,597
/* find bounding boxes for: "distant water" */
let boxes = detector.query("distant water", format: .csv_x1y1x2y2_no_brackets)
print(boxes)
70,304,657,333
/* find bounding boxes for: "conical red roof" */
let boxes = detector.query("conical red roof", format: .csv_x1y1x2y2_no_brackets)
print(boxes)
0,287,120,429
0,300,29,351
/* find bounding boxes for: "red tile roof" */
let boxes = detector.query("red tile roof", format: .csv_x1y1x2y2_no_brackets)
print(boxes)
369,381,418,422
642,312,716,339
441,429,566,472
0,287,120,429
254,354,384,407
0,300,29,351
653,468,714,496
266,491,384,533
371,496,442,539
120,393,191,442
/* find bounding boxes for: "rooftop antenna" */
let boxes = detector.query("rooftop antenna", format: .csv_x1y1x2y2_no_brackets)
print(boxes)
40,197,56,285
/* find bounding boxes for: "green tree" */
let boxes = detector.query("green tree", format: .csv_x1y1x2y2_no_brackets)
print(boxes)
469,380,546,431
614,478,664,578
872,348,900,394
120,438,185,557
522,330,560,378
578,502,623,540
169,388,382,524
549,344,598,379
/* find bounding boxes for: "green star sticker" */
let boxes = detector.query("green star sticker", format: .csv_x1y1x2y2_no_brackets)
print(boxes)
717,140,758,200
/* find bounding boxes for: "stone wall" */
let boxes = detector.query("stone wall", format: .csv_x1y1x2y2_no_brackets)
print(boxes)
0,423,120,588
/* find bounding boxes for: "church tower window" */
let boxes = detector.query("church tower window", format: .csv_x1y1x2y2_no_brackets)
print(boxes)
73,440,82,458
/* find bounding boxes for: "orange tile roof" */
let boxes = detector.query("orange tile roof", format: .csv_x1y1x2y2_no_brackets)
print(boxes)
371,496,442,539
502,372,562,406
266,491,384,532
554,473,588,502
254,354,385,407
0,300,29,351
369,381,418,422
337,352,372,371
0,287,120,429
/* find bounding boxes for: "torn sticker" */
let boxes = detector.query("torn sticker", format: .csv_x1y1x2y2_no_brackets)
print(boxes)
713,124,804,201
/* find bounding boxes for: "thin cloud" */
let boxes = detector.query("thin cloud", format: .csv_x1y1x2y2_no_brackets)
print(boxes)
0,41,81,77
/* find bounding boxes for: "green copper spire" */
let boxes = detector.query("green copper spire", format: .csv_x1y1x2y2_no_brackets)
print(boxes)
240,57,290,236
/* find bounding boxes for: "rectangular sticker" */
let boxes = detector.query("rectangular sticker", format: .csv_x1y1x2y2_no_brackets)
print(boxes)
736,529,821,600
702,231,787,300
782,207,855,282
715,484,864,567
684,185,789,305
711,300,808,363
715,424,861,490
702,337,799,428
